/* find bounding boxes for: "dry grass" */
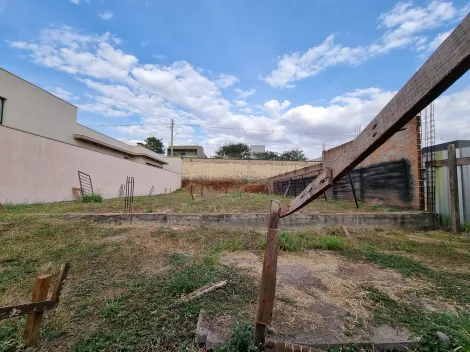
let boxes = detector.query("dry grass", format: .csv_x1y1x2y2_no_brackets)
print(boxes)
0,191,405,215
1,215,469,350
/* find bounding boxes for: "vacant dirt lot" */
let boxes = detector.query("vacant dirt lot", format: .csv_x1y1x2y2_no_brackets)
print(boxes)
0,192,405,215
1,214,469,351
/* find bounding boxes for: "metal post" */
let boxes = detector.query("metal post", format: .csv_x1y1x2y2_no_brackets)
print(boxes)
348,173,359,208
170,118,174,157
448,144,460,233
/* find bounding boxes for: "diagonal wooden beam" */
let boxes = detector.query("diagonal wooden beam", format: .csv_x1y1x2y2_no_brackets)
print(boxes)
280,13,470,218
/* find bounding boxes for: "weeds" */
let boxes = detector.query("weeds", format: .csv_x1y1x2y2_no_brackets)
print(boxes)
351,245,470,304
80,193,103,203
364,285,470,352
218,324,257,352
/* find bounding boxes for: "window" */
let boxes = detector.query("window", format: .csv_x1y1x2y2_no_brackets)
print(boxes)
0,98,4,124
180,152,187,156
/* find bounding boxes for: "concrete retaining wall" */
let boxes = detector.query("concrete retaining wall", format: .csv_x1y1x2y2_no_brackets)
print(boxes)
72,212,437,230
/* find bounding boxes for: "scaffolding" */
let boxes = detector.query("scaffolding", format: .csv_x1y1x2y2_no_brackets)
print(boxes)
421,102,436,213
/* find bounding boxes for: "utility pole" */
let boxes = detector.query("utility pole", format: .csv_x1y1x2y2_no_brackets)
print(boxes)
170,119,174,157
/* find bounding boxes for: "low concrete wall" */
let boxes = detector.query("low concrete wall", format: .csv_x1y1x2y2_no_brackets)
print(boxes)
72,212,437,230
0,126,181,204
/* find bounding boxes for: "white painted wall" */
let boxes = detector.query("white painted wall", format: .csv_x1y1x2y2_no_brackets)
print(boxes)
0,68,78,143
0,127,181,204
162,157,183,173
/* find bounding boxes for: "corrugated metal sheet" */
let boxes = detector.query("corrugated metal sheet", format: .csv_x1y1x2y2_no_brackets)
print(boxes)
428,145,470,223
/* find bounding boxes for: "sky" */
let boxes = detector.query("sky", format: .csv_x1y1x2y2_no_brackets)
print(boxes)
1,0,470,158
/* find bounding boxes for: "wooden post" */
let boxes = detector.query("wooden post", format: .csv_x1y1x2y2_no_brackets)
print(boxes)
448,144,460,233
23,275,51,346
254,201,280,349
190,185,195,201
348,173,359,208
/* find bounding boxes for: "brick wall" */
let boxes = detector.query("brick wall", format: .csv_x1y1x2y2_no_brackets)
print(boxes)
268,117,422,209
182,158,320,181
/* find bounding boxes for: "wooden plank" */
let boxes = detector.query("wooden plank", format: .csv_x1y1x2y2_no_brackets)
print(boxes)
342,226,351,238
23,275,51,346
254,201,280,347
448,144,460,233
51,263,70,303
0,301,56,320
280,14,470,218
426,157,470,167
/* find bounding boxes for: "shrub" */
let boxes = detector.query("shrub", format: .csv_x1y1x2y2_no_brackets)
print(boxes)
81,193,103,203
218,324,257,352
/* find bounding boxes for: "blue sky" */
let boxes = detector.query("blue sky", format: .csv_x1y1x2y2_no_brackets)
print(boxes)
1,0,470,157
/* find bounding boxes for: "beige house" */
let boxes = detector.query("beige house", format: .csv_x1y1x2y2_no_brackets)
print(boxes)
0,68,182,204
0,68,168,168
168,145,207,158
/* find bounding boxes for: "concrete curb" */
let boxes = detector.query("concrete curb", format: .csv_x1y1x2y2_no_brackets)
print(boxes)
68,211,437,230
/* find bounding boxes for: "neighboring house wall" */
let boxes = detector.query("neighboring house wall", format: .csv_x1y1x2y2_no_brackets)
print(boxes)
0,68,78,142
182,158,320,181
0,68,167,168
0,126,181,204
268,117,421,209
163,157,183,174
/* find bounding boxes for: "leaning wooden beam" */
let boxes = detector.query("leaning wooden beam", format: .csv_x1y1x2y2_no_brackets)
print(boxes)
254,200,280,348
280,13,470,218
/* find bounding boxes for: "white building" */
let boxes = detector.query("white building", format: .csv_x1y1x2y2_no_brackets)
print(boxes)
0,68,181,204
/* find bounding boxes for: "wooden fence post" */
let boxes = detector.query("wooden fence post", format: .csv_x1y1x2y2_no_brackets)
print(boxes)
254,200,280,349
23,275,51,346
448,144,460,233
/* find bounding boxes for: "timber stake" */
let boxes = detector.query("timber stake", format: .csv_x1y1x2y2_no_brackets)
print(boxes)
254,200,280,349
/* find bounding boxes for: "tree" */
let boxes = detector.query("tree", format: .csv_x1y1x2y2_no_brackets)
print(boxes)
252,151,280,160
214,143,251,159
279,148,308,161
138,137,165,154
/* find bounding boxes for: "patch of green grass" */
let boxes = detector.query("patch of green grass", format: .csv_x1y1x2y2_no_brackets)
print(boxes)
218,324,257,352
70,253,257,351
364,285,470,352
279,232,303,252
315,235,347,250
101,298,124,319
80,193,103,203
349,246,470,304
0,320,23,352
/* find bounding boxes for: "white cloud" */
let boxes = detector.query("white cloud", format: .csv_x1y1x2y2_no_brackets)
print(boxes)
264,100,291,118
99,11,113,20
233,100,248,107
215,73,238,88
140,40,150,47
235,88,256,99
423,30,452,52
70,0,80,4
8,25,470,158
263,0,467,88
51,87,80,101
153,54,167,60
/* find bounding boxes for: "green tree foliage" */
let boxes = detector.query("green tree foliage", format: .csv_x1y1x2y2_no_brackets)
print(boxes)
279,148,308,161
138,137,165,154
252,151,280,160
214,143,251,159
